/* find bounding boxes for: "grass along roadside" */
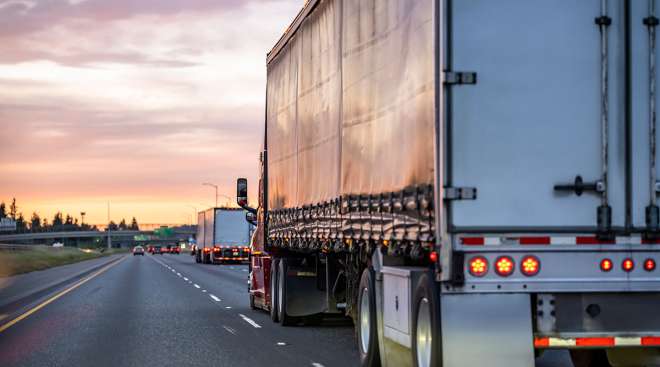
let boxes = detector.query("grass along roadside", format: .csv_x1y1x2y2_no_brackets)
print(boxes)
0,246,128,277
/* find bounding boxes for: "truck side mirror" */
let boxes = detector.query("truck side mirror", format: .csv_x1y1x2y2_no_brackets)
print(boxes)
245,211,257,226
237,178,248,207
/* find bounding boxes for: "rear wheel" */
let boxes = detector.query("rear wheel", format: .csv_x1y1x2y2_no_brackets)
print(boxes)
356,268,380,367
270,259,280,322
412,273,441,367
277,258,296,326
570,349,612,367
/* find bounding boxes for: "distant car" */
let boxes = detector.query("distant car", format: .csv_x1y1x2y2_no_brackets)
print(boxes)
133,246,145,256
152,246,162,255
170,245,180,255
161,246,170,254
52,242,64,248
147,245,154,254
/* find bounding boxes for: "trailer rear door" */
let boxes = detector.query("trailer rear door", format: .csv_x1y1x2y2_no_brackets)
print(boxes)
447,0,628,231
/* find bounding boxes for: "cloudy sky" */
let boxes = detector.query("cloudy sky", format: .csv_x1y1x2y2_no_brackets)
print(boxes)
0,0,300,225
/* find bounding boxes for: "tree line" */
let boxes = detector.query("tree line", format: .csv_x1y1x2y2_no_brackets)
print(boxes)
0,198,140,234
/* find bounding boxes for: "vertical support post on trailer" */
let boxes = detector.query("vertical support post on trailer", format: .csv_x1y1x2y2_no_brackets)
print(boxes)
595,0,613,238
646,0,660,236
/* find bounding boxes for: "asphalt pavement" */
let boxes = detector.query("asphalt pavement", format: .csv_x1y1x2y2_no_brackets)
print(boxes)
0,253,570,367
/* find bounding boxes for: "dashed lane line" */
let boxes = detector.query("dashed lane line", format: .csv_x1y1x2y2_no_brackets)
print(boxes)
194,284,201,289
210,295,221,302
239,314,262,328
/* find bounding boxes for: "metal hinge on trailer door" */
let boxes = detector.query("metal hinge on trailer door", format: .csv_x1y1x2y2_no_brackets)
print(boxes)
444,187,477,201
443,71,477,85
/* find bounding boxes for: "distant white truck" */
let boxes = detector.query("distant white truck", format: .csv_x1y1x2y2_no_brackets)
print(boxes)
194,208,251,264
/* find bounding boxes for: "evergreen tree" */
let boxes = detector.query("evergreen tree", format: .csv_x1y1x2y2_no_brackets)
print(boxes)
107,221,118,231
130,217,139,231
119,218,127,230
30,212,41,232
42,218,49,230
52,212,64,229
15,213,26,232
9,198,17,220
0,202,5,219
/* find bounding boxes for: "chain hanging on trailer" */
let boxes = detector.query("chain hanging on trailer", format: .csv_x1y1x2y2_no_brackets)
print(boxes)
595,0,613,238
645,0,660,236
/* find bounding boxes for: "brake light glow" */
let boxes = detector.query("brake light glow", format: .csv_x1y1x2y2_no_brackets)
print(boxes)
600,258,613,272
495,256,514,277
644,258,656,272
622,258,635,272
429,251,438,263
520,256,540,276
468,256,488,277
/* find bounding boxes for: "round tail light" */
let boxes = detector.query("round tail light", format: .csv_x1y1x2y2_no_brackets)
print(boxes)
600,258,613,272
495,256,515,277
520,256,540,276
644,258,656,272
622,258,635,272
468,256,488,277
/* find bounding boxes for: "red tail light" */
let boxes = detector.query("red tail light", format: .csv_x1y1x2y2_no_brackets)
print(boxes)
468,256,488,277
520,256,540,276
429,251,438,263
495,256,515,277
600,258,613,272
622,258,635,272
644,258,656,272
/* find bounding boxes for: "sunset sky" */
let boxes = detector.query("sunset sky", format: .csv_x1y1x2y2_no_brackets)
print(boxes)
0,0,301,225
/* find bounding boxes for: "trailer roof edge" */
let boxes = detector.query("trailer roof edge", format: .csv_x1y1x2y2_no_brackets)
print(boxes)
266,0,320,65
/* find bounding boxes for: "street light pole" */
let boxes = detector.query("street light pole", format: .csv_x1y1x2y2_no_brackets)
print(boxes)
202,183,219,207
107,202,112,249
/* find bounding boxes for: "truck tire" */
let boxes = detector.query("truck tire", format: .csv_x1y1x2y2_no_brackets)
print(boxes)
277,258,297,326
270,258,280,322
356,268,380,367
412,272,441,367
570,350,612,367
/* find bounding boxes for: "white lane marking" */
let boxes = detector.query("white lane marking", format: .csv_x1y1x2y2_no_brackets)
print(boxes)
183,277,189,281
193,284,201,289
225,306,232,309
311,363,324,367
177,273,182,277
171,269,176,273
223,325,237,335
210,295,221,302
239,314,262,328
202,290,207,293
277,342,287,346
242,269,248,272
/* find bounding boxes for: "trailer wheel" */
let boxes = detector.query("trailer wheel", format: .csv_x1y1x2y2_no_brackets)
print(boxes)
356,268,380,367
277,258,296,326
270,258,280,322
569,349,612,367
412,273,441,367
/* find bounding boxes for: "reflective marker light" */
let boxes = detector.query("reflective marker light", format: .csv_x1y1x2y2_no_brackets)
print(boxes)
520,256,540,276
468,256,488,277
600,258,613,272
495,256,515,277
622,258,635,272
644,258,656,272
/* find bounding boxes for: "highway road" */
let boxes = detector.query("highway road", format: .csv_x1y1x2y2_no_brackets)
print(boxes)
0,254,570,367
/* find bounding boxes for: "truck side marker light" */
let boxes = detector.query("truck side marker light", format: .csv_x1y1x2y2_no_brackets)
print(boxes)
622,258,635,272
600,258,613,272
520,256,540,276
429,251,438,263
494,256,514,277
468,256,488,277
644,259,656,272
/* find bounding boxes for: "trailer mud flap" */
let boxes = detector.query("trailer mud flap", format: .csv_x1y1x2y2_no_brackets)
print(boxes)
284,270,327,317
441,293,534,367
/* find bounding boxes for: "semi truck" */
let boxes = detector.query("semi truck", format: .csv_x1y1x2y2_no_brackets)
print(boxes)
194,208,251,264
237,0,660,366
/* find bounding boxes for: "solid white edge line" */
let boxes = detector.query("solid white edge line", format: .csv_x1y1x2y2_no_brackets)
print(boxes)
239,314,262,328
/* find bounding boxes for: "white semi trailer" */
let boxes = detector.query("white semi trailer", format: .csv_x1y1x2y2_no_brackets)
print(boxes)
238,0,660,366
195,208,251,264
